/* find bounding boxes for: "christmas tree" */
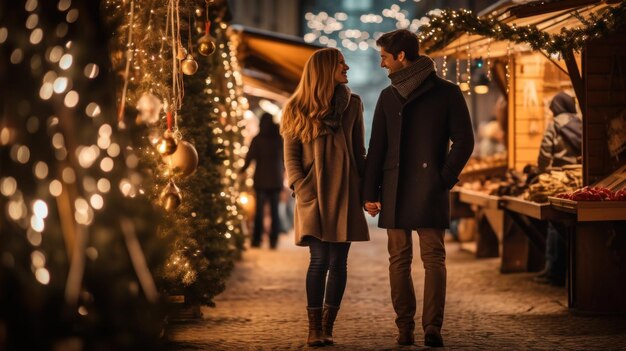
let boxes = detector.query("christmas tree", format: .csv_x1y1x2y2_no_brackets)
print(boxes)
0,1,166,349
102,0,246,308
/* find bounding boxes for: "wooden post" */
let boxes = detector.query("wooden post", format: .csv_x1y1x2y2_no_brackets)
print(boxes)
563,48,586,113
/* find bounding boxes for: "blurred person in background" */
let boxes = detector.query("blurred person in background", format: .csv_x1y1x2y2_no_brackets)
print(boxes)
240,112,284,249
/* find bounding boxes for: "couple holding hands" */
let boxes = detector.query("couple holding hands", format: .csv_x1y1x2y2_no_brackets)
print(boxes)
281,29,474,347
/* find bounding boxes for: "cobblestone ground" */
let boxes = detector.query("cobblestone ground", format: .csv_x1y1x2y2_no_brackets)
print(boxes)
166,225,626,350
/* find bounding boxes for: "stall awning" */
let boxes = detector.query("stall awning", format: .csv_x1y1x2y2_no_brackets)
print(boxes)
231,25,322,102
424,0,621,60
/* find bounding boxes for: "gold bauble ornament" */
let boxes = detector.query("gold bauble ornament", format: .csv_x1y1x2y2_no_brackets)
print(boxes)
156,132,178,156
197,35,216,56
176,46,187,60
160,180,182,212
164,140,199,177
181,54,198,75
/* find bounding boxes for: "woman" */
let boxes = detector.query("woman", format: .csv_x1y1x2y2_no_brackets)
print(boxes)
281,48,369,346
240,112,284,249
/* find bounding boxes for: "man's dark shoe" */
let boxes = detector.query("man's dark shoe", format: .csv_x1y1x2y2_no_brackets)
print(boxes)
424,325,444,347
396,328,414,345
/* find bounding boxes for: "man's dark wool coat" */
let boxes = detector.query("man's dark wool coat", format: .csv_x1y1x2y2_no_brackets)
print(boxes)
363,72,474,229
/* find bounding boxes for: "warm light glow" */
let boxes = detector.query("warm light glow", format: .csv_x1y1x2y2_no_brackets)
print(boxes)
97,178,111,193
39,82,53,100
33,199,48,218
59,54,73,69
35,268,50,285
84,63,99,78
30,28,43,45
31,251,46,268
62,167,76,183
85,102,101,117
474,84,489,94
90,194,104,210
48,46,63,62
0,177,17,196
34,161,49,179
49,180,63,196
100,157,114,172
30,215,44,232
77,145,98,168
64,90,79,107
459,82,470,91
53,77,68,93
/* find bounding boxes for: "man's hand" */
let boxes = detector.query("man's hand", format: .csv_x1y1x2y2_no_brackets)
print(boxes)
364,201,381,217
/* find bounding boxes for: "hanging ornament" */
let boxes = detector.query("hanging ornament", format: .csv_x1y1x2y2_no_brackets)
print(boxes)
157,112,178,155
198,35,216,56
156,132,178,155
164,140,199,177
198,22,215,56
136,93,163,125
181,54,198,75
160,180,182,212
176,46,187,60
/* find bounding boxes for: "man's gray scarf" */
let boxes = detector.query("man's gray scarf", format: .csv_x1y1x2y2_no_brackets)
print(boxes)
319,84,350,136
388,56,435,98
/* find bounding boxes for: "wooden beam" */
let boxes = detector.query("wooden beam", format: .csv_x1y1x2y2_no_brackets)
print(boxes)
563,48,585,112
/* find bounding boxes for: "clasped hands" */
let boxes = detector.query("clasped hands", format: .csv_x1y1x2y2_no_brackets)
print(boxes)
364,201,381,217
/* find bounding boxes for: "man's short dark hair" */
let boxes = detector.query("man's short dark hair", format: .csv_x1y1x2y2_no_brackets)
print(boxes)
375,29,420,61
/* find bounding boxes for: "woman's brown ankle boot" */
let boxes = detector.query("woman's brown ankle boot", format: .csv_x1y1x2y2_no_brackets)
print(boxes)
307,307,324,346
322,304,340,345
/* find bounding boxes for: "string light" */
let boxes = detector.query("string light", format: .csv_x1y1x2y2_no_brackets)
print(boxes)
465,39,471,95
441,55,448,79
418,3,626,55
506,42,511,94
486,37,491,81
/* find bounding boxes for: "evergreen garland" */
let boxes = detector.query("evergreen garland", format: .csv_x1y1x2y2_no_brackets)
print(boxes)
419,1,626,55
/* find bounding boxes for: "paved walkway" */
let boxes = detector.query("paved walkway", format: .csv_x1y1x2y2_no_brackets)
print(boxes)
166,226,626,350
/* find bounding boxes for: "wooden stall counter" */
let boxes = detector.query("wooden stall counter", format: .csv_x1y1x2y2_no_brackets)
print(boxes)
547,197,626,314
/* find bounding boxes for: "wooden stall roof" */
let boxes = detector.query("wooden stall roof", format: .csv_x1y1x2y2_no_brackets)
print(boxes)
231,25,322,102
423,0,622,61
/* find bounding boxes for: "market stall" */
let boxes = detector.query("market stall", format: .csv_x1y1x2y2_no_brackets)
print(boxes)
421,0,626,313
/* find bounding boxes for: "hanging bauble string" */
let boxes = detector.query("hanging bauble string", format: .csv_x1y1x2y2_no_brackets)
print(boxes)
156,111,179,155
160,180,182,212
164,140,199,177
198,22,215,56
181,54,198,75
135,92,163,125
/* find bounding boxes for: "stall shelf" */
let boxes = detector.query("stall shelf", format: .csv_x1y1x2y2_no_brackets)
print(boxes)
456,188,502,258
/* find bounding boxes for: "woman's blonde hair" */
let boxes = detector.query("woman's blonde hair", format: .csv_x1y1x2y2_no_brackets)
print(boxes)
281,48,339,143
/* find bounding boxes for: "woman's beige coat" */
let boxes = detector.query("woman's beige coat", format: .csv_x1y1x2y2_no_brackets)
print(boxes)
284,93,370,246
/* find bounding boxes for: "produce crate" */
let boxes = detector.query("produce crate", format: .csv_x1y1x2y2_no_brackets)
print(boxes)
548,165,626,221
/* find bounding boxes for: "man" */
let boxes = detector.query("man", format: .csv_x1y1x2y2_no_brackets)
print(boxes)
362,29,474,347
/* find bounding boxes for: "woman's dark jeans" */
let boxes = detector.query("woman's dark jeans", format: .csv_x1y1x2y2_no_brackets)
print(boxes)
305,236,351,308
